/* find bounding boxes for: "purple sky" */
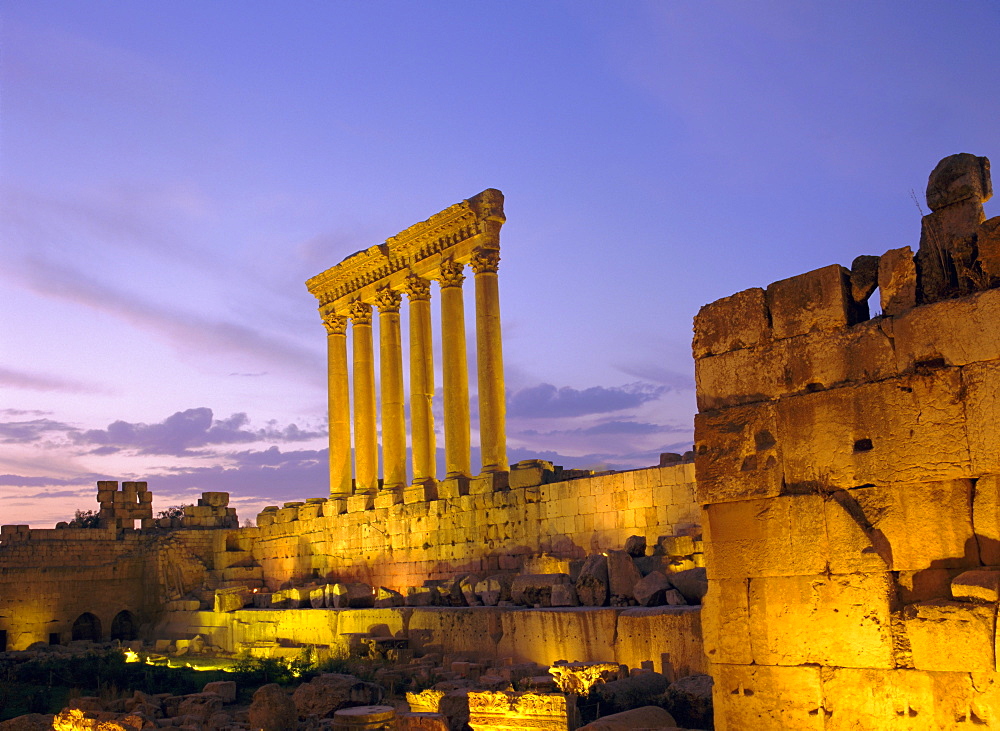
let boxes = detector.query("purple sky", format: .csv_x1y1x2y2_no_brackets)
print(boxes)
2,1,998,526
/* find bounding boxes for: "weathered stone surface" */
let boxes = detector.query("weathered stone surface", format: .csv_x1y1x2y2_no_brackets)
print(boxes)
767,264,853,339
374,587,404,608
405,586,439,607
176,692,222,722
917,199,987,302
438,689,471,731
878,245,917,316
548,661,622,695
475,574,513,606
665,568,707,604
397,712,449,730
749,572,896,669
703,494,828,580
926,152,992,211
509,459,554,489
202,680,236,704
695,402,782,504
850,254,880,306
974,475,1000,566
633,571,672,607
575,554,609,607
713,663,824,731
615,606,705,678
549,582,579,607
623,535,646,557
692,287,770,358
605,550,642,602
577,705,676,730
894,285,1000,371
776,370,970,490
332,582,374,608
823,480,977,574
978,216,1000,281
963,363,1000,476
820,667,976,730
591,672,670,716
248,684,296,731
951,569,1000,604
662,674,712,730
904,599,996,672
510,574,572,607
292,673,383,719
0,714,52,731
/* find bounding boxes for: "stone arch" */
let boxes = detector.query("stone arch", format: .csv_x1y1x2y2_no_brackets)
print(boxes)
110,610,137,641
71,612,102,642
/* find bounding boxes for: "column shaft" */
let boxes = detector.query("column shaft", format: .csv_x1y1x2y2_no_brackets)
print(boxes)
322,311,352,496
405,276,436,484
438,261,471,478
350,301,378,491
376,289,406,489
471,249,508,472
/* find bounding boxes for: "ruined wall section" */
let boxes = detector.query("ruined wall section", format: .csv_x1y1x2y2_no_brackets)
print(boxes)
696,263,1000,728
248,464,698,590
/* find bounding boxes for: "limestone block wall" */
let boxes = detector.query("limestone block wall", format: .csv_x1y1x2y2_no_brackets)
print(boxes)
0,528,160,651
247,464,698,590
695,264,1000,728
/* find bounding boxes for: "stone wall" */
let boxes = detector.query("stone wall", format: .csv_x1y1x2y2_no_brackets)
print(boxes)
696,261,1000,727
247,463,698,590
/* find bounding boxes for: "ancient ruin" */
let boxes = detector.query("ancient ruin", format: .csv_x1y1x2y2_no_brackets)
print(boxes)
2,154,999,728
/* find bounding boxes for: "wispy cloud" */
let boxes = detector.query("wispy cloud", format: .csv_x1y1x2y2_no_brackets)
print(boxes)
0,418,78,444
75,407,324,457
0,366,106,394
508,382,666,418
7,257,323,382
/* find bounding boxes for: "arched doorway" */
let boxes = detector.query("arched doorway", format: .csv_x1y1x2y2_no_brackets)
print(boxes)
110,610,137,641
71,612,102,642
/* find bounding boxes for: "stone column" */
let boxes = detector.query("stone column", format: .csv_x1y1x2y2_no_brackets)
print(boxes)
404,275,436,484
471,248,508,473
350,300,378,492
375,288,406,490
321,308,352,496
438,260,471,479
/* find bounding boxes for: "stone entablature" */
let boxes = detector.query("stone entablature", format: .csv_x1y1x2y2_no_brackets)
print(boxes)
306,190,508,498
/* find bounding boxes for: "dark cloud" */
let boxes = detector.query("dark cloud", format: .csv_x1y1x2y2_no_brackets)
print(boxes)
75,407,324,456
0,366,105,394
507,383,666,419
0,418,78,444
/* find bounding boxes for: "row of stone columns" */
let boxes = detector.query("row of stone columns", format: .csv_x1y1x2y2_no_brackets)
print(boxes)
321,250,507,496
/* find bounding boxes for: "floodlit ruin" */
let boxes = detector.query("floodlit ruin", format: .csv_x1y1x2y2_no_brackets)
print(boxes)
2,153,1000,729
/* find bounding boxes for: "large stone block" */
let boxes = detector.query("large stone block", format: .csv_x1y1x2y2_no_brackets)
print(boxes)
701,578,752,665
615,606,705,678
695,343,785,411
894,286,1000,372
974,475,1000,566
963,363,1000,475
695,402,782,504
780,317,896,395
777,370,970,490
926,152,992,211
703,494,828,579
712,663,824,731
904,600,996,672
749,572,896,669
767,264,853,340
824,480,977,574
693,287,771,358
821,667,976,730
878,246,917,316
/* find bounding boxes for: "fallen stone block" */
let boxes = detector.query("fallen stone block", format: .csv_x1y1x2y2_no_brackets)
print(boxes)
633,571,672,607
577,705,677,730
606,550,643,602
576,554,610,607
510,574,572,607
202,681,236,704
332,582,375,609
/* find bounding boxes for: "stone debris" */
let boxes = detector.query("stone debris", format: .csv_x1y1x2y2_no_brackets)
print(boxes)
576,705,678,730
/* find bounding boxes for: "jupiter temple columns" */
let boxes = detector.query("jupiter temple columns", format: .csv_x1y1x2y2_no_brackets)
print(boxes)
306,188,510,500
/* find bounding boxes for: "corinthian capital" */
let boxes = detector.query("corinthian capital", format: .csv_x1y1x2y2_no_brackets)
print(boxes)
374,287,402,313
438,260,465,289
320,307,348,336
470,248,501,275
349,300,372,326
403,274,432,302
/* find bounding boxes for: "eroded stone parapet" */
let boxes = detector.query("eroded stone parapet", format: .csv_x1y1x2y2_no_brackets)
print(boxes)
692,287,770,357
766,263,855,339
926,152,992,211
879,245,917,316
894,286,1000,372
712,663,824,731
